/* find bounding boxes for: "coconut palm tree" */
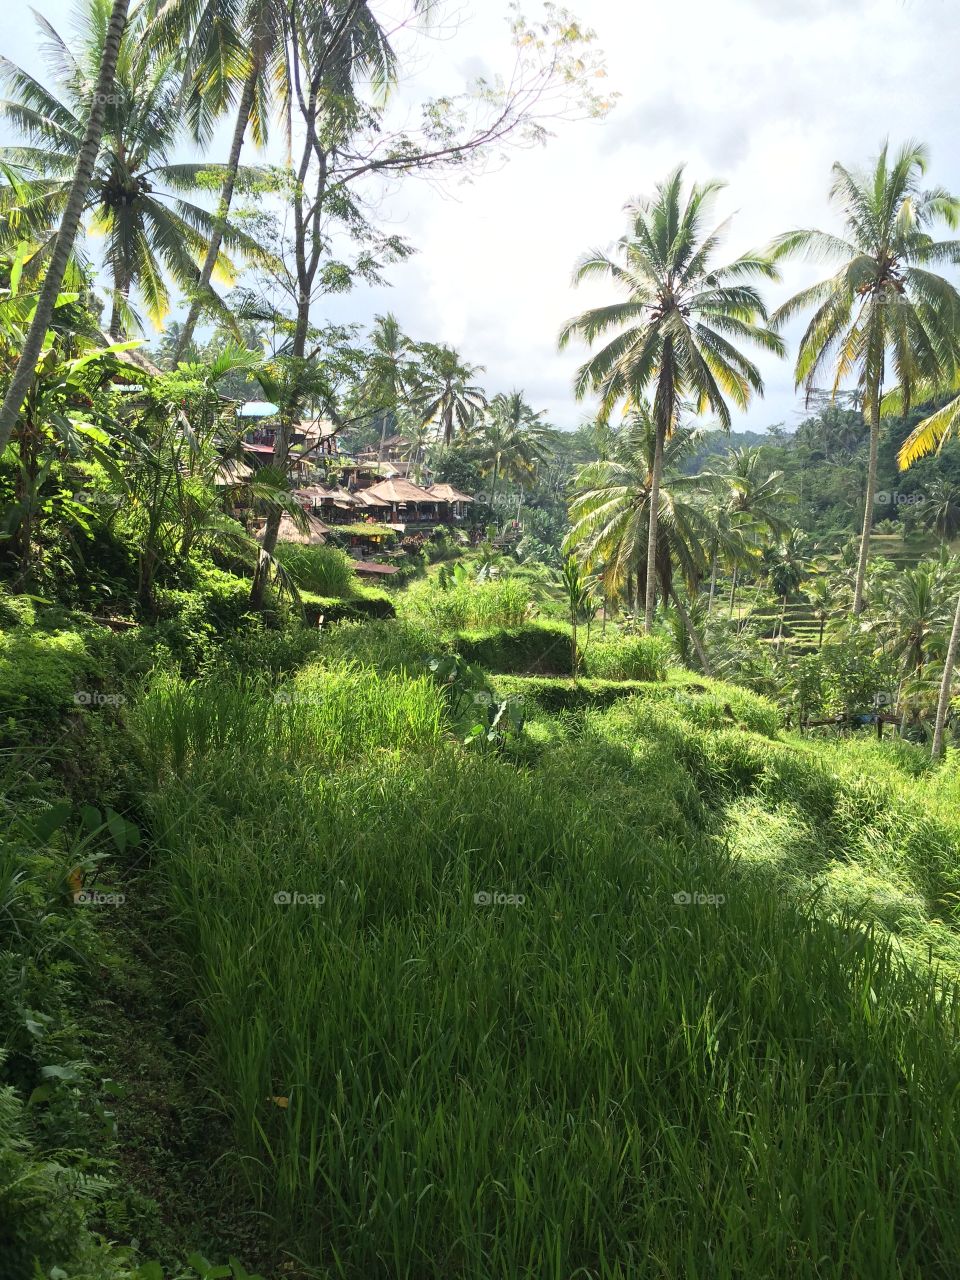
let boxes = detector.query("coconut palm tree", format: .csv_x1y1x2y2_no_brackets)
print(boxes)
159,0,403,360
770,140,960,616
564,412,723,672
414,343,487,445
476,390,550,513
0,0,270,337
560,167,783,634
915,477,960,541
359,313,416,456
0,0,130,452
894,390,960,755
704,447,794,620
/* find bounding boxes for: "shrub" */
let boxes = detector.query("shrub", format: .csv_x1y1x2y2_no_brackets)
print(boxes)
454,621,575,675
317,619,444,675
274,544,357,597
0,628,92,726
402,576,533,631
582,635,670,682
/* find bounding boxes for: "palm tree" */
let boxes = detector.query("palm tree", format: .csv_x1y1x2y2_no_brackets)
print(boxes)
564,413,720,672
414,342,487,445
560,167,783,633
704,447,794,621
360,313,415,456
770,140,960,616
915,477,960,541
894,391,960,756
160,0,403,360
0,0,130,452
0,0,269,337
476,390,550,514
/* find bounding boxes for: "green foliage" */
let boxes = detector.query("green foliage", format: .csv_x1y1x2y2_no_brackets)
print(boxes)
454,620,576,675
402,574,533,631
273,544,357,597
582,634,670,682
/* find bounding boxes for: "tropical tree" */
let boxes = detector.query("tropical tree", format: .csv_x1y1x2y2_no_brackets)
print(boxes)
894,389,960,755
0,0,269,337
414,343,487,445
359,313,416,455
564,413,721,671
704,446,794,620
476,390,550,513
0,0,130,452
560,555,593,681
159,0,404,360
770,140,960,615
915,477,960,540
560,167,783,633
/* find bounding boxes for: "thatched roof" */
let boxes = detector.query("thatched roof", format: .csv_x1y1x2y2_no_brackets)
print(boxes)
295,418,339,443
214,458,254,485
363,477,438,505
427,484,474,504
256,512,329,545
355,489,391,509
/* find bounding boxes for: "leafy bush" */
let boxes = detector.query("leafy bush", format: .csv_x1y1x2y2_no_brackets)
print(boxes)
454,620,576,675
582,635,670,682
402,576,533,630
274,544,357,597
317,619,445,675
492,675,659,713
0,628,92,726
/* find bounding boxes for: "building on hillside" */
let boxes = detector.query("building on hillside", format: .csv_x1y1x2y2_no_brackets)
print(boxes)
426,484,475,522
359,477,442,527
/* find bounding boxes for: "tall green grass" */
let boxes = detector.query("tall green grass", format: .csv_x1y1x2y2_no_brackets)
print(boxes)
401,576,532,630
274,543,358,597
128,667,960,1278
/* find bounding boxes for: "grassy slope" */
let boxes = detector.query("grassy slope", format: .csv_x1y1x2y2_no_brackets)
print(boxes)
5,602,960,1277
120,647,960,1278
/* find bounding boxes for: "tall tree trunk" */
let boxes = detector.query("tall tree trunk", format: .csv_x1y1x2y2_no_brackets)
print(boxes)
174,65,258,361
932,589,960,758
489,457,500,514
0,0,130,452
109,268,130,339
707,544,718,615
643,421,666,634
853,381,881,615
671,589,711,675
728,565,738,619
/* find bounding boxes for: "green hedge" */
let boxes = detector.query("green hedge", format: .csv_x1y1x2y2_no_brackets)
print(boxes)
301,588,396,625
493,674,656,713
582,634,671,682
453,620,575,675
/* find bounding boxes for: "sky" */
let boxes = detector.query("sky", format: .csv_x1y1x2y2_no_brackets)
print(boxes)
3,0,960,432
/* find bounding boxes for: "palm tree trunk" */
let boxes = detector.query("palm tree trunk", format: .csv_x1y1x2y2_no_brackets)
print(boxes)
174,64,258,362
643,421,666,634
932,588,960,758
489,457,500,514
707,544,718,615
0,0,130,452
671,589,711,675
728,565,738,619
853,382,881,615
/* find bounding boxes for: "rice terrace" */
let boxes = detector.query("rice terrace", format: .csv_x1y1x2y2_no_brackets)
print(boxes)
3,0,960,1277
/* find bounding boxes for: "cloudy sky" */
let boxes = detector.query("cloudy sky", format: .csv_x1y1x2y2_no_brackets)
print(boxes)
4,0,960,432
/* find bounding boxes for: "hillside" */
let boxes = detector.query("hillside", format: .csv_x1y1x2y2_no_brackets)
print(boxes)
4,597,960,1279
